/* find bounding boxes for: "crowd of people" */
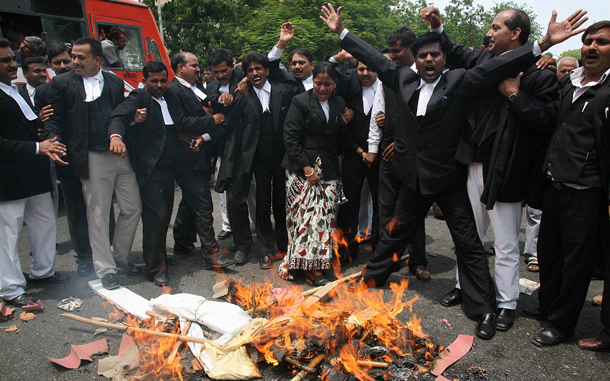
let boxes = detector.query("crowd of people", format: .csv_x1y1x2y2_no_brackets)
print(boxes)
1,2,609,355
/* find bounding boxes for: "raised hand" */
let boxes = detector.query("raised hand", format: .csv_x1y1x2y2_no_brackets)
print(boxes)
420,6,441,27
320,3,345,36
277,22,295,49
539,9,588,51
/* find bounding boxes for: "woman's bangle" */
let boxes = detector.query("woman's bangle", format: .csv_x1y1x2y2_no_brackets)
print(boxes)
338,51,344,61
305,170,315,177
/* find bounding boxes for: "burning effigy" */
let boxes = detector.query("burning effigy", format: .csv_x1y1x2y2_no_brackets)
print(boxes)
61,274,442,380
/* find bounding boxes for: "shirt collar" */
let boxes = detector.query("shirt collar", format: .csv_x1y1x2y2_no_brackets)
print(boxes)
84,68,103,81
302,75,313,85
254,80,271,95
175,76,193,88
416,72,444,90
570,66,610,88
365,78,380,92
26,83,37,95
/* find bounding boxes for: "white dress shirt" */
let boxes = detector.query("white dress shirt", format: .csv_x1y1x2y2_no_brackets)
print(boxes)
83,69,104,102
415,75,444,116
26,83,37,106
253,80,271,112
319,99,330,122
362,78,379,115
0,81,39,153
152,96,174,125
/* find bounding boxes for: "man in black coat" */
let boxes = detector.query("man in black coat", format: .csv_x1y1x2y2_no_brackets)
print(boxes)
516,21,610,349
0,38,68,307
107,61,177,286
45,37,142,290
422,7,559,332
216,52,295,268
325,55,382,266
321,2,582,340
168,51,235,269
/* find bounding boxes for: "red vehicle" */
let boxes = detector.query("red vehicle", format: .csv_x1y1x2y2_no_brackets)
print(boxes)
0,0,173,91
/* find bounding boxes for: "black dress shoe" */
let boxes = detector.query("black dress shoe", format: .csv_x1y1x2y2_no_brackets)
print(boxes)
259,255,273,269
26,272,70,284
495,308,515,331
77,262,94,277
476,313,496,340
441,288,463,307
217,230,233,240
173,245,197,256
202,254,235,269
4,294,34,307
116,262,142,275
522,307,547,320
532,329,564,347
152,271,169,287
101,273,120,290
347,276,369,293
235,250,249,264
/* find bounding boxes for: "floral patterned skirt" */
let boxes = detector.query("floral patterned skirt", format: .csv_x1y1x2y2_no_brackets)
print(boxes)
278,158,339,280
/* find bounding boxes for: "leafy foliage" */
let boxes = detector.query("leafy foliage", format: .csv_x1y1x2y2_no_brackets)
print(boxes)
558,48,581,60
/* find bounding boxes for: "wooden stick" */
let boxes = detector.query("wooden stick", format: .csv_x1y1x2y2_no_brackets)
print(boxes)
284,355,316,373
251,274,257,312
245,299,277,315
146,310,168,322
61,313,208,345
290,353,326,381
167,321,192,364
357,360,389,368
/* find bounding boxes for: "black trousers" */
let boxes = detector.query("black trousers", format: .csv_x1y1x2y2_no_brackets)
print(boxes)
363,183,495,316
378,156,426,270
57,170,116,264
174,170,217,254
140,167,174,278
599,218,610,345
253,158,288,256
227,168,255,254
337,153,380,256
538,185,606,337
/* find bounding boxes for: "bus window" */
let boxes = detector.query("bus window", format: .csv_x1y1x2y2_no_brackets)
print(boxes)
41,18,85,47
97,24,144,71
151,40,162,62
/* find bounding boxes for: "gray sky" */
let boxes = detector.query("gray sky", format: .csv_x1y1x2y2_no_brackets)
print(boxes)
431,0,610,56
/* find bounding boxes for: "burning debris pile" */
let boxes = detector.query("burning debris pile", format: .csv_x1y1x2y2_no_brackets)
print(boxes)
61,275,441,381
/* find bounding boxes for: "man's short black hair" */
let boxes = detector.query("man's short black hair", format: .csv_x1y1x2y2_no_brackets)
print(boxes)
411,32,446,58
171,51,189,73
582,20,610,42
47,44,71,62
24,36,46,56
108,27,127,42
504,9,530,46
202,65,211,72
288,48,314,63
312,61,337,83
73,37,103,59
143,61,168,79
0,38,10,49
208,48,234,67
242,52,269,70
380,48,390,55
21,56,46,72
386,25,416,48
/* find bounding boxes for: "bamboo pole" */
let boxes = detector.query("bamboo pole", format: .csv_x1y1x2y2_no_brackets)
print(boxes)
290,354,326,381
284,355,316,373
357,360,389,368
167,321,192,364
61,313,208,345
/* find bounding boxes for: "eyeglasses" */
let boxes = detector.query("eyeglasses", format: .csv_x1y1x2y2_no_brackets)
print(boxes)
417,51,442,60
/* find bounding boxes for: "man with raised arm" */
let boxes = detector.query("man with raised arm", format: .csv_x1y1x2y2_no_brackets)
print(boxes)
320,2,586,340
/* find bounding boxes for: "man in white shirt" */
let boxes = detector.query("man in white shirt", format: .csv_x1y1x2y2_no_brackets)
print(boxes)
0,38,69,307
45,37,142,290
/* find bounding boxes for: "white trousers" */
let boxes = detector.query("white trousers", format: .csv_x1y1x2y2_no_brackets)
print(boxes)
456,163,522,310
0,192,56,299
523,205,541,260
81,151,142,278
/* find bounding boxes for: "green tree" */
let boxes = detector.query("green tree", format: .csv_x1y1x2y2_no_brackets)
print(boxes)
443,0,488,48
558,48,581,60
486,1,543,42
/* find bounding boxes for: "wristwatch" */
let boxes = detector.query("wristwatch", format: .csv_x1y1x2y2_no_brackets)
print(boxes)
508,92,518,103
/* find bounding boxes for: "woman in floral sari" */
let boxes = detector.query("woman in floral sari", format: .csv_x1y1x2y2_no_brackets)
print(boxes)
278,62,353,286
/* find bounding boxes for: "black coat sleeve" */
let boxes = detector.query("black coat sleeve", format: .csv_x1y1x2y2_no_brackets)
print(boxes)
283,96,311,169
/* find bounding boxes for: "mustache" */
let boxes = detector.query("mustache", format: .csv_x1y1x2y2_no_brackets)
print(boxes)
58,68,71,74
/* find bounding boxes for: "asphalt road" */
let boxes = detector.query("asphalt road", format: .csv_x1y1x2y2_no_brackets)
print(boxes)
0,187,607,380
